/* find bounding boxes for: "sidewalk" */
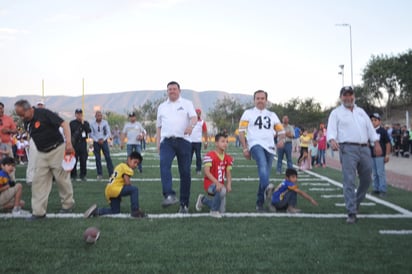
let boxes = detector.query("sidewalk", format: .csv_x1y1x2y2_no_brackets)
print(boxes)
323,149,412,191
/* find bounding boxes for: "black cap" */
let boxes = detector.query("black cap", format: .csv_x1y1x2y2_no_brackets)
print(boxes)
128,112,136,117
75,108,83,114
370,113,381,120
340,86,354,96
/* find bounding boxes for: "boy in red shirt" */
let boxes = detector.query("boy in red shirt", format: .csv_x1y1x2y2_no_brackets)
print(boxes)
195,133,233,218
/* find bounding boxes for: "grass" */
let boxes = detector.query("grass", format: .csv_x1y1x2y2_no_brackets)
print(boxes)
1,144,411,274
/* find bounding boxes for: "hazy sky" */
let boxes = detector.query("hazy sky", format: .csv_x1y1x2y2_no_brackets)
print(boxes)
1,0,411,108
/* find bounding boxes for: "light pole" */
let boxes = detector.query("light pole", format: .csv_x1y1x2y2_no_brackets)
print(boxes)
338,64,344,86
336,23,353,87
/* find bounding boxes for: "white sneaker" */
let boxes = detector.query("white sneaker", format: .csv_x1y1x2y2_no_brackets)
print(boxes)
210,211,222,218
264,183,275,202
12,208,31,216
195,194,204,212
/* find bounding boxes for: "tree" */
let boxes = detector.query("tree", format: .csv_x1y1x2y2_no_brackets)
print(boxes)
207,96,247,134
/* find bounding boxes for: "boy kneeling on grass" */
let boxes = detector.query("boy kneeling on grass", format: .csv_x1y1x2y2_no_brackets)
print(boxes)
0,157,30,215
267,168,318,213
195,133,233,218
84,151,146,218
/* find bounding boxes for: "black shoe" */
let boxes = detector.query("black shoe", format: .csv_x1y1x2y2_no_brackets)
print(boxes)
26,215,46,221
178,205,189,214
256,205,268,213
372,190,380,195
131,209,147,218
346,213,357,224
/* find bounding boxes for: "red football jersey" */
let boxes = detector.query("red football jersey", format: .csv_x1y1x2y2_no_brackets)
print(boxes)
203,150,233,192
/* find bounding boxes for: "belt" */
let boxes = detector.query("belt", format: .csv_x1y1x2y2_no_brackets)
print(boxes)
340,142,368,147
165,136,183,140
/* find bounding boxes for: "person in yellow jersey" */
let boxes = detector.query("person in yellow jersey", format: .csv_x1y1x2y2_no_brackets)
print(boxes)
84,151,146,218
238,90,286,212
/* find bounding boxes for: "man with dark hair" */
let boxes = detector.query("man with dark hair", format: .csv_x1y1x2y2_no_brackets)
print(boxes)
156,81,197,213
14,99,75,220
70,108,91,181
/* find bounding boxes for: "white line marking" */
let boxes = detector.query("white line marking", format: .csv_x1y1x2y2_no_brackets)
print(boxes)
321,194,344,198
335,202,376,207
301,183,331,186
379,230,412,235
309,188,339,191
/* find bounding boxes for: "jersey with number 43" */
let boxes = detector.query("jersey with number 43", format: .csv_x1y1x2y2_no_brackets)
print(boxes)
105,162,134,202
239,107,284,154
203,151,233,192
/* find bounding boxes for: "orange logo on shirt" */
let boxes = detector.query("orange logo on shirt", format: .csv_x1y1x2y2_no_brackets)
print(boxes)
34,121,41,128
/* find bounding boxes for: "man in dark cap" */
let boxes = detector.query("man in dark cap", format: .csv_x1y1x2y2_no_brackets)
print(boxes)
327,86,382,224
70,108,91,181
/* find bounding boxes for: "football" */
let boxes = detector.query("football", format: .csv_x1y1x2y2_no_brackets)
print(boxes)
83,227,100,244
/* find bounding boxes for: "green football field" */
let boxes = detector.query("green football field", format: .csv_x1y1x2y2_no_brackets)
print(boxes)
1,144,411,273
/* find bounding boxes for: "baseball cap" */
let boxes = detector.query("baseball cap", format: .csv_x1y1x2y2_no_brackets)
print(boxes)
340,86,354,96
370,113,381,120
36,100,45,106
195,108,201,114
128,112,136,117
75,108,83,114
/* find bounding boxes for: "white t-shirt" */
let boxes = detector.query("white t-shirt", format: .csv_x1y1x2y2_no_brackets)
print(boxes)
157,97,196,142
190,120,206,143
239,107,284,154
122,121,145,145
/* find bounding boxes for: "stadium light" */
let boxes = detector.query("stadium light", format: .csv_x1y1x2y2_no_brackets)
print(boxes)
336,23,353,87
338,64,344,86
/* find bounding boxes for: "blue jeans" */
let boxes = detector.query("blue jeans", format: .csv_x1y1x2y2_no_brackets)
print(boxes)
202,184,227,212
276,142,293,173
98,185,139,215
317,149,326,166
127,144,142,172
160,138,192,206
371,156,387,193
93,140,114,176
191,142,202,172
273,190,297,210
250,145,274,206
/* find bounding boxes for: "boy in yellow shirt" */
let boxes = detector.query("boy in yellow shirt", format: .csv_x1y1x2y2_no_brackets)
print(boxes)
84,151,146,218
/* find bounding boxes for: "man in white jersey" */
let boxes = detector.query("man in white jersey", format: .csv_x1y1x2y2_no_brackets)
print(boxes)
239,90,286,212
156,81,197,214
327,86,381,224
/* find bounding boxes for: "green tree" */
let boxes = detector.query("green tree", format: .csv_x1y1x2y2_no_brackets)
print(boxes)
207,96,247,134
104,111,127,133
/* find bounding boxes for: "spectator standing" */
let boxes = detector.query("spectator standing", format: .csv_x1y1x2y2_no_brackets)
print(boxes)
327,86,381,224
292,125,301,153
111,125,121,149
90,111,114,180
239,90,285,212
317,129,327,167
297,129,311,166
369,113,391,197
121,112,145,173
14,99,75,220
276,115,294,174
391,123,401,156
156,81,197,213
308,139,318,169
0,102,18,159
190,108,208,175
400,125,410,157
69,108,91,181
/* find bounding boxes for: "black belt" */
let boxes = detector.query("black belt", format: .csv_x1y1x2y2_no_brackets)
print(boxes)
340,142,368,147
165,136,183,140
39,142,63,152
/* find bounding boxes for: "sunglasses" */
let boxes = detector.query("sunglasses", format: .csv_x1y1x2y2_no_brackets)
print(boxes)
98,126,100,132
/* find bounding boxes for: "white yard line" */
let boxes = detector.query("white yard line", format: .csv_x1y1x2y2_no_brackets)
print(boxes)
379,230,412,235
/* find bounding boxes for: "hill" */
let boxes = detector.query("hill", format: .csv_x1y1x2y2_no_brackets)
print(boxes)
1,90,253,120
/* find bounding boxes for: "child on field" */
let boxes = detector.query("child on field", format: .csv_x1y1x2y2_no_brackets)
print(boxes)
195,133,233,218
0,157,30,215
267,168,318,213
317,130,327,167
308,139,318,169
84,151,146,218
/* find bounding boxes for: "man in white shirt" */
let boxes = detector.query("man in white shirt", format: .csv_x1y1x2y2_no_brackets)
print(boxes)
190,108,208,175
327,86,382,224
121,112,145,173
156,81,197,213
239,90,286,212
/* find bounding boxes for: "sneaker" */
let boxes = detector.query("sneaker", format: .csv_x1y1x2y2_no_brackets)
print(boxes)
96,175,103,180
372,190,380,195
287,206,302,213
178,205,189,214
379,192,386,198
161,195,179,208
196,171,202,175
346,213,357,224
12,208,31,216
210,211,222,218
131,209,147,218
195,194,204,212
59,207,74,214
256,205,267,213
75,178,81,182
268,204,277,212
26,214,46,221
264,183,275,202
84,204,98,218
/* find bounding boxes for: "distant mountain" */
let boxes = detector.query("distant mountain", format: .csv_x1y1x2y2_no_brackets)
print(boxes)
1,90,253,120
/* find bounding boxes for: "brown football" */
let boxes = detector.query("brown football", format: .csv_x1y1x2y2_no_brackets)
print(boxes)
83,227,100,244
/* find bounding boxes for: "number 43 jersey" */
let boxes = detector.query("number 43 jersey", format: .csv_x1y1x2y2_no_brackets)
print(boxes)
239,107,284,154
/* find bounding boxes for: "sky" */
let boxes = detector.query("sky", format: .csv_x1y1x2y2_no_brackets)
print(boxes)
1,0,411,108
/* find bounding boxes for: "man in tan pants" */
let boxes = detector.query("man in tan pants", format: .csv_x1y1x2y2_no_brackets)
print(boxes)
15,99,75,220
